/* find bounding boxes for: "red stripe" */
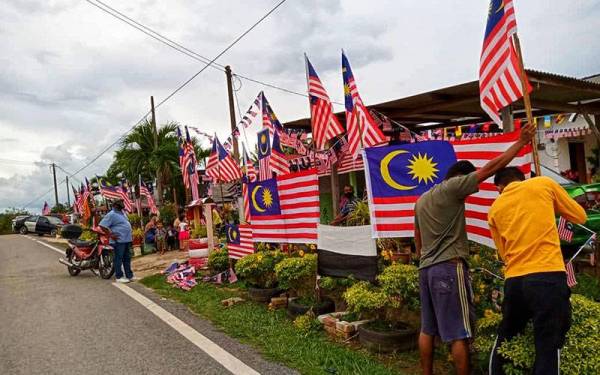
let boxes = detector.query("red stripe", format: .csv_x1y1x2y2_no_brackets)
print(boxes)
465,196,495,206
279,191,319,201
465,210,489,221
373,196,419,204
466,225,491,238
375,223,415,231
278,212,320,220
374,210,415,217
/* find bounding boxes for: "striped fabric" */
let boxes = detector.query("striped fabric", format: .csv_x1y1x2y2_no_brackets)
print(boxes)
342,51,386,158
557,216,574,242
270,131,290,176
479,0,527,125
317,151,365,176
305,56,345,150
227,224,254,260
250,169,320,244
566,261,577,287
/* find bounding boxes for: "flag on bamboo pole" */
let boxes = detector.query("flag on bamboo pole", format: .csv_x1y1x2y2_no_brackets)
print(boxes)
71,185,80,214
42,201,50,215
342,51,386,158
270,131,290,176
479,0,529,125
226,224,254,259
176,127,186,173
184,127,200,200
247,169,319,244
257,128,272,181
305,56,345,150
140,181,158,214
206,136,242,183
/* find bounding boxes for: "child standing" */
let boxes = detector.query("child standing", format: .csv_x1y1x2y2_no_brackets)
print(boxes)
177,214,190,252
166,224,176,251
156,221,167,255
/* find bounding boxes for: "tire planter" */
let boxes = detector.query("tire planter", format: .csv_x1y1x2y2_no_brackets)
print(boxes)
358,322,417,353
248,287,281,303
287,297,335,319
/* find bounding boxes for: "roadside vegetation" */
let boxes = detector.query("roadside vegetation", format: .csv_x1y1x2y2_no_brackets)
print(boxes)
0,208,29,235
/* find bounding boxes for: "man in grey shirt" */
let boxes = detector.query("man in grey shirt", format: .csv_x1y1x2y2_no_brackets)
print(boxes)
414,124,534,375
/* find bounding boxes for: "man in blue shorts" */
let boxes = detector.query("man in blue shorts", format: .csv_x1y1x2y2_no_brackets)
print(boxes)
414,124,534,375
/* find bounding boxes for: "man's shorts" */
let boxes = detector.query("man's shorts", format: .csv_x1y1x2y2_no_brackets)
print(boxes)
419,259,475,342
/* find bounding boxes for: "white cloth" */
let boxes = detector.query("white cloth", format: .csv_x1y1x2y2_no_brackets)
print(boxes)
317,224,376,256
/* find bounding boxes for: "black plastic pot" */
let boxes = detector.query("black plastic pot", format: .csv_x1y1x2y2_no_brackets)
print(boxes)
248,287,281,303
287,297,335,319
358,322,417,353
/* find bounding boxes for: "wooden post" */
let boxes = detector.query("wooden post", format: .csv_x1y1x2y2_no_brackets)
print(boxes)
51,163,59,208
513,34,541,176
204,203,214,253
331,163,339,215
502,106,514,132
225,66,240,161
65,175,70,207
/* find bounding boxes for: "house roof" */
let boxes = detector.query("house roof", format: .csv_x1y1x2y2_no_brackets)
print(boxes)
283,69,600,131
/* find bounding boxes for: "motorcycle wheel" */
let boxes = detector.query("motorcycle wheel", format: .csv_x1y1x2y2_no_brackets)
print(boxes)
66,250,81,277
99,250,115,280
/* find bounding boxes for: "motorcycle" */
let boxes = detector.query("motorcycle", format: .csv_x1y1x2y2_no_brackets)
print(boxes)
58,225,115,279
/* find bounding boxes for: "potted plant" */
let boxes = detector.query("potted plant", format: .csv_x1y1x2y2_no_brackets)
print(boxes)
131,228,144,256
344,264,420,353
235,250,286,302
275,253,335,318
345,200,370,226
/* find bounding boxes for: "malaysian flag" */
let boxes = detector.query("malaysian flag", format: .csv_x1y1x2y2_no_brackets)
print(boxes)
566,261,577,288
140,181,158,214
270,131,290,176
42,201,50,215
558,216,574,242
184,127,200,200
317,150,365,176
226,224,254,259
247,169,319,244
257,128,272,181
176,127,186,173
261,92,285,138
342,51,386,158
242,145,257,183
120,182,134,213
205,136,242,183
480,0,529,125
238,92,262,129
71,185,80,214
305,56,345,150
98,180,122,200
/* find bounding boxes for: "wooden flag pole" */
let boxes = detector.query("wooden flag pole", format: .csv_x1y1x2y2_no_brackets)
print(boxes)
513,33,541,177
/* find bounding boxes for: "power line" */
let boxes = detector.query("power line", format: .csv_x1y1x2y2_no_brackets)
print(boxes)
84,0,339,105
13,0,289,210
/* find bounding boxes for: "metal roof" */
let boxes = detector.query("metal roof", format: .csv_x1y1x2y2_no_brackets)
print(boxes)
284,69,600,131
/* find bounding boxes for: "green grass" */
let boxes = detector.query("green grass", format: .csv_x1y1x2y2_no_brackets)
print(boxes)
141,274,431,375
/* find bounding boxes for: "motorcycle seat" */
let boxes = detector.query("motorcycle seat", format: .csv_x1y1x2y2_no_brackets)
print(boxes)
69,239,95,247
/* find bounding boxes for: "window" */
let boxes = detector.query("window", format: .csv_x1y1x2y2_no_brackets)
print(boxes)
27,215,39,223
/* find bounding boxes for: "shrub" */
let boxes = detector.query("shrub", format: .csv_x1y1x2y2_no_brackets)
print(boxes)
345,200,370,226
132,228,144,243
208,248,229,273
235,251,286,289
127,213,141,227
572,273,600,301
474,295,600,374
343,281,386,320
275,254,317,299
377,264,420,311
0,208,29,235
293,312,321,336
190,225,207,239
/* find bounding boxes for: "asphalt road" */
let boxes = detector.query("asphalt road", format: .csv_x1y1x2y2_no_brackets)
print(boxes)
0,234,297,375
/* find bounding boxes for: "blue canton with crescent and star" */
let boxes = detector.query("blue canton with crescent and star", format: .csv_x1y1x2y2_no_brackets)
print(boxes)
246,177,281,216
226,224,241,245
364,141,457,198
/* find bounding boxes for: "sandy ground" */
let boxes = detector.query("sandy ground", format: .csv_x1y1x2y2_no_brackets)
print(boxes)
44,235,187,279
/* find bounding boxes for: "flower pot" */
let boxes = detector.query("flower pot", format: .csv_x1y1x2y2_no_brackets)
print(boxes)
248,287,281,303
132,245,142,257
358,321,417,353
287,297,335,319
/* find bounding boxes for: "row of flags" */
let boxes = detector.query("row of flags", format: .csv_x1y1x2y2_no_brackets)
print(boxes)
177,127,200,201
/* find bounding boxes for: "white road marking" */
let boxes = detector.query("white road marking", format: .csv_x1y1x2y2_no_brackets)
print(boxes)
31,239,65,254
113,283,260,375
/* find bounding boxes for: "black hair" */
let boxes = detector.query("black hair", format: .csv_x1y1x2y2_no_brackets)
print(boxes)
494,167,525,186
444,160,476,180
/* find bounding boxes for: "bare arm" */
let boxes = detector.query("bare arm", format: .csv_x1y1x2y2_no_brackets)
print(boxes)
475,123,536,183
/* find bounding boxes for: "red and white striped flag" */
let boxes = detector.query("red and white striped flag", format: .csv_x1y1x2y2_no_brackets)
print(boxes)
257,128,272,181
305,56,345,150
270,131,290,176
242,183,251,223
558,216,574,242
566,261,577,288
140,181,158,215
226,224,254,260
342,51,386,158
42,201,50,215
206,136,242,183
248,169,320,244
479,0,529,125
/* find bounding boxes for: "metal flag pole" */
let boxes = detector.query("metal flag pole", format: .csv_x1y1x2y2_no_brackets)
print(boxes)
568,232,597,264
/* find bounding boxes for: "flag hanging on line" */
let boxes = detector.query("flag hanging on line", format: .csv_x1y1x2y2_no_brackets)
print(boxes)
364,141,457,238
226,224,254,259
42,201,50,215
247,169,320,244
479,0,530,125
558,216,574,243
270,131,290,176
140,181,158,215
342,51,386,158
257,128,272,181
242,145,257,183
305,56,345,150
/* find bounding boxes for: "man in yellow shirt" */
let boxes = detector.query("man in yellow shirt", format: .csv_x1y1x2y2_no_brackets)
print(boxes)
487,167,586,375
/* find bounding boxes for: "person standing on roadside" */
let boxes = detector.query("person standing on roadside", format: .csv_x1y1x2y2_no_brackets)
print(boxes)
414,124,535,375
488,167,586,375
99,199,134,283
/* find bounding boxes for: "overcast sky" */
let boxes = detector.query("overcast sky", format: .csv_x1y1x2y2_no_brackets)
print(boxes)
1,0,598,213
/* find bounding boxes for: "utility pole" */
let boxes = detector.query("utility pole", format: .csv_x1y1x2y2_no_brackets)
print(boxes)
51,163,59,208
66,175,70,207
225,66,240,160
150,96,163,206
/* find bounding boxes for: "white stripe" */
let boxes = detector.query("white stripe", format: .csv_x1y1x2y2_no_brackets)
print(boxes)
35,239,65,254
280,207,319,215
466,217,490,230
557,348,561,375
113,283,259,375
371,229,414,239
372,203,416,211
372,216,414,225
281,196,318,205
489,336,499,375
466,204,491,213
467,232,495,248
